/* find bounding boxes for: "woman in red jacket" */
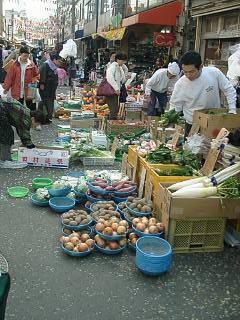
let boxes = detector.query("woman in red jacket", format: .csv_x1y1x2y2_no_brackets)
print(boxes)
3,46,39,110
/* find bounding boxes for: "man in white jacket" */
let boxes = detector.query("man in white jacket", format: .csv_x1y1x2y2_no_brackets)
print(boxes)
106,52,127,119
145,62,180,116
170,51,237,137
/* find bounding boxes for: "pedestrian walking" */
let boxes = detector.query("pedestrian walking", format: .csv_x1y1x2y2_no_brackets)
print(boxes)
3,46,39,111
39,52,62,123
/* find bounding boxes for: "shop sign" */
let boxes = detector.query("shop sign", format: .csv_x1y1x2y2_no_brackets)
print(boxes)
111,13,122,29
153,32,174,47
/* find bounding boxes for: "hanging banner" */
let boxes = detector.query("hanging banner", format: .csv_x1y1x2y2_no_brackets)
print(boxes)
98,27,126,41
153,32,175,47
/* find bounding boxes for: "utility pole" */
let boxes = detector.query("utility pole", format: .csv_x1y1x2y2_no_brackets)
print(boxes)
11,10,14,42
0,0,3,37
71,0,76,39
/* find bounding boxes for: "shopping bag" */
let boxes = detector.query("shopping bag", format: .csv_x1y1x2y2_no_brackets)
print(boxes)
97,78,115,97
27,84,38,99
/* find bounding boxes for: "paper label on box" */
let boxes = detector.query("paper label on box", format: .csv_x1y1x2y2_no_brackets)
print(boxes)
18,147,69,168
138,167,146,198
201,148,220,176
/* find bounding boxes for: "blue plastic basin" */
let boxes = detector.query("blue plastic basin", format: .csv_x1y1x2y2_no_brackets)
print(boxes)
49,197,75,213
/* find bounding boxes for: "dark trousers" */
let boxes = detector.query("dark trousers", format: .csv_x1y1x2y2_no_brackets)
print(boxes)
184,123,192,141
106,94,119,120
147,90,167,116
0,273,10,320
38,99,55,121
18,98,36,111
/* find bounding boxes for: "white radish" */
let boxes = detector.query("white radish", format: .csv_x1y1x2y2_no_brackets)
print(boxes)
167,177,206,191
171,187,218,198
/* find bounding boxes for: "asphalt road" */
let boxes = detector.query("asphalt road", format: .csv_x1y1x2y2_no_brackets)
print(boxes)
0,119,240,320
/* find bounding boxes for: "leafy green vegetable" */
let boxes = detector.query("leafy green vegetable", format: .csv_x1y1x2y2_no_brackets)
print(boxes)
155,166,193,176
159,110,185,127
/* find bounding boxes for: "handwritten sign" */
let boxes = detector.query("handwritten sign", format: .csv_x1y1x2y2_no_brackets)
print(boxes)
111,137,119,156
132,151,138,183
138,167,146,198
121,153,128,175
18,147,69,168
145,181,153,202
188,124,200,137
200,148,221,176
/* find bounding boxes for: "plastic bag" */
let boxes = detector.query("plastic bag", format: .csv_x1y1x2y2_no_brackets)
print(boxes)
59,39,77,59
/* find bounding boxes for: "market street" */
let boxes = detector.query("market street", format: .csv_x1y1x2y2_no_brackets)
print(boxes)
0,122,239,320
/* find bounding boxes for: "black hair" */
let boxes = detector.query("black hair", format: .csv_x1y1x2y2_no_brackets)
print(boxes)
21,41,27,46
110,51,116,56
180,51,202,69
115,52,127,61
30,110,45,124
19,46,30,55
50,52,61,61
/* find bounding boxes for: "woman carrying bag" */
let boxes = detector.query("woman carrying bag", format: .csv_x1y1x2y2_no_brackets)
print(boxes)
106,52,127,120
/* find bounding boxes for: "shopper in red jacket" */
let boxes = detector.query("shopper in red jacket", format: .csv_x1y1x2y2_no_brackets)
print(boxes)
3,46,39,110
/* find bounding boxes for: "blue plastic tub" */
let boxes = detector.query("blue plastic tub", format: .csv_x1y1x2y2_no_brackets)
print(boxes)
87,182,112,196
31,194,49,207
126,202,152,217
74,190,87,204
62,226,93,237
136,236,172,276
112,186,137,198
61,244,94,257
86,192,105,203
132,225,163,238
112,195,128,204
68,171,85,178
48,187,72,197
95,229,126,241
49,197,75,213
61,216,93,231
94,243,126,255
90,201,117,213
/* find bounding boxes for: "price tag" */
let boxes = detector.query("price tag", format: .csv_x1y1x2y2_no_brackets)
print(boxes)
188,124,200,136
138,167,146,198
200,148,221,176
111,137,119,156
126,163,132,179
145,181,153,202
132,151,138,182
121,153,128,175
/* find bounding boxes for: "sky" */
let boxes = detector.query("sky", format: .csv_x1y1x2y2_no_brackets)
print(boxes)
4,0,56,20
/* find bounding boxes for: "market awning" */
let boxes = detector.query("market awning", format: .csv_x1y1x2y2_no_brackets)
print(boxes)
122,1,182,27
96,27,126,41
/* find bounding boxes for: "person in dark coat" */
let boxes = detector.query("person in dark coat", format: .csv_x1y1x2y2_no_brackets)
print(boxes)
39,52,62,123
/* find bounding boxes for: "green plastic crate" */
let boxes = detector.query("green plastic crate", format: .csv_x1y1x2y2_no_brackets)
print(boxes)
168,217,226,253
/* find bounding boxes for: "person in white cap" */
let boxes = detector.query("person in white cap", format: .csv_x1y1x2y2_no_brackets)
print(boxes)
170,51,237,138
145,61,180,116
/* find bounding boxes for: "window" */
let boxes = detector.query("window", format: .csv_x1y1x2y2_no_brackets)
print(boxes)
223,13,239,30
125,0,137,16
100,0,110,13
137,0,148,12
85,0,96,22
205,16,219,33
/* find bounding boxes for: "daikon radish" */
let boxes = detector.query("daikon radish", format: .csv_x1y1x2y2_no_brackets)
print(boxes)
172,187,218,198
167,177,206,191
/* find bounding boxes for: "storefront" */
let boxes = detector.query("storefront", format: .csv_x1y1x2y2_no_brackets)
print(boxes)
192,0,240,74
122,1,183,74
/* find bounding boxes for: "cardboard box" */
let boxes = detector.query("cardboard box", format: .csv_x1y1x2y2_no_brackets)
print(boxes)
18,146,69,168
125,110,142,121
193,108,240,138
156,183,240,237
71,118,95,129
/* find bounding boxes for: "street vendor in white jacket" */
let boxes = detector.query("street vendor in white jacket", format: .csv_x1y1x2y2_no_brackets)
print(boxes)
106,52,127,119
145,62,180,116
170,51,237,138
